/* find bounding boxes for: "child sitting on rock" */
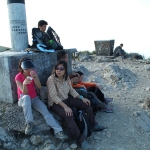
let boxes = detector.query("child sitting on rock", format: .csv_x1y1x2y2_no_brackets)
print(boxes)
70,71,114,113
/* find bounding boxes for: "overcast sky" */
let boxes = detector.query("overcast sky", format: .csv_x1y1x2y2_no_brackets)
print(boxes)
0,0,150,58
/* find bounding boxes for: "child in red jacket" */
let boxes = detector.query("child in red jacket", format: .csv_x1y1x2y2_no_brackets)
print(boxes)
71,71,114,113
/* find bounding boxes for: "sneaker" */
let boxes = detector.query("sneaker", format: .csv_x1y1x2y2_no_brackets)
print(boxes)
101,105,114,113
25,122,33,135
104,98,113,105
92,124,106,132
54,131,68,140
81,140,91,150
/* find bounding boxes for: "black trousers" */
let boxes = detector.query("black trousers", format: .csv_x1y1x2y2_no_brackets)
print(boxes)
50,96,96,145
87,87,105,103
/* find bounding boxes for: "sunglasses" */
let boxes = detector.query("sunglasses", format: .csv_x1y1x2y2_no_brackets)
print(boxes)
56,67,65,71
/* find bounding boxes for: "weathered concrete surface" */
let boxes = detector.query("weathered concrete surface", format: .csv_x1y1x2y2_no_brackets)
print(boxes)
94,40,114,56
0,49,77,103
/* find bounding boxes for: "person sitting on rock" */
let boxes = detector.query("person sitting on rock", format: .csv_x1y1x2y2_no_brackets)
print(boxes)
47,60,105,150
15,57,68,140
113,43,126,59
70,71,114,113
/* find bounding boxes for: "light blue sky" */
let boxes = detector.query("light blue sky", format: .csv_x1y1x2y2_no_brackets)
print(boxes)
0,0,150,58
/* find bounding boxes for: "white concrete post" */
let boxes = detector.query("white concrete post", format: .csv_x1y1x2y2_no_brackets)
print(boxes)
7,0,28,51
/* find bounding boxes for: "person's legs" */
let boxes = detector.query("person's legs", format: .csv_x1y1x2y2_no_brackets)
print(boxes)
18,95,34,134
50,102,84,144
31,97,63,134
66,96,97,128
18,95,33,124
87,87,105,103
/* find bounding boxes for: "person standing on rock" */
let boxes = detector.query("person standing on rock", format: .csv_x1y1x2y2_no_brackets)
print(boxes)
113,43,126,59
15,57,68,140
47,60,105,150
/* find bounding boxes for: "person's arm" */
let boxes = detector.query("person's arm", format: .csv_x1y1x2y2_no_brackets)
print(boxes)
58,101,73,116
68,78,90,105
30,71,41,89
80,82,96,88
16,78,32,95
47,77,62,104
71,82,84,88
68,78,80,98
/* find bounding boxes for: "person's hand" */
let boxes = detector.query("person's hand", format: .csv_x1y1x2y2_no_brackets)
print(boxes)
64,106,73,116
23,78,32,85
82,98,90,105
30,70,37,78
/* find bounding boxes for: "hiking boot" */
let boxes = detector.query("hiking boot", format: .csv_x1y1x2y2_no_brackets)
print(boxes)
101,105,114,113
25,122,33,135
54,131,68,140
81,140,91,150
104,98,113,105
92,124,105,132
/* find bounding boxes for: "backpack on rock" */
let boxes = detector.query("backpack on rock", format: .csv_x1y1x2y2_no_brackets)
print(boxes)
46,26,63,50
31,27,63,51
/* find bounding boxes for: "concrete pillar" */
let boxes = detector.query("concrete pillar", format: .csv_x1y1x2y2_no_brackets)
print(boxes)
7,0,28,51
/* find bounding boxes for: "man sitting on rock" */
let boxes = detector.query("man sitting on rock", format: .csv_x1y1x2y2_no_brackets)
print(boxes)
113,43,126,59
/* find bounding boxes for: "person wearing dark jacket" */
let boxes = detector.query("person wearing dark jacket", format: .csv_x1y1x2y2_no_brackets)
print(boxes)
32,20,51,49
113,43,126,59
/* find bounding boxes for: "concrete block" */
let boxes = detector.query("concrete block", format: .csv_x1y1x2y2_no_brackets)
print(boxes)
94,40,115,56
0,49,77,103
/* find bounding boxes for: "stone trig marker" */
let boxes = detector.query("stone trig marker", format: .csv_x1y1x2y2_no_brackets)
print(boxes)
94,40,115,56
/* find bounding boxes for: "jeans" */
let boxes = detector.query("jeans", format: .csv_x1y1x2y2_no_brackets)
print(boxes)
18,95,62,134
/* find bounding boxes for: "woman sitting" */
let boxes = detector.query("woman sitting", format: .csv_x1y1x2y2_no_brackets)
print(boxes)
46,60,105,150
15,57,67,140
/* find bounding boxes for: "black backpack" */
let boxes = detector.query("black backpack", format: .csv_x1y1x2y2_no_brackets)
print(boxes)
31,28,47,48
72,108,92,137
46,26,63,50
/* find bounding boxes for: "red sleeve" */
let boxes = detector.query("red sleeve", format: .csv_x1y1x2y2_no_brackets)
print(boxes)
71,82,83,88
80,82,96,87
15,73,23,83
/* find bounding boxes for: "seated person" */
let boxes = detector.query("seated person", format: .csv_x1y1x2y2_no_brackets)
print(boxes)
113,43,126,59
15,57,67,140
32,20,51,49
70,71,114,113
46,60,105,150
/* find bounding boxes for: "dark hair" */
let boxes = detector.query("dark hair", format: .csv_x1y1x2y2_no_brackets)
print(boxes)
38,20,48,28
54,60,68,80
18,57,33,73
76,71,84,76
57,50,67,61
120,43,123,46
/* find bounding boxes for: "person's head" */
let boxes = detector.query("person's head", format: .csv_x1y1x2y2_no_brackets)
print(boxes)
18,57,36,75
38,20,48,32
120,43,123,48
57,50,68,62
76,71,84,82
54,60,68,80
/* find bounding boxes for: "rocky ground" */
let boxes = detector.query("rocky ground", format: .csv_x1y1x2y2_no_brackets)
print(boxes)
1,55,150,150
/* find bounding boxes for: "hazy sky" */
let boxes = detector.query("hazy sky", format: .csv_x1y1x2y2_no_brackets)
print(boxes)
0,0,150,58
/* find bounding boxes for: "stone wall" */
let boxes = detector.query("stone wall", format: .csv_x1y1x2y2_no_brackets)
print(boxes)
0,49,76,103
94,40,115,56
